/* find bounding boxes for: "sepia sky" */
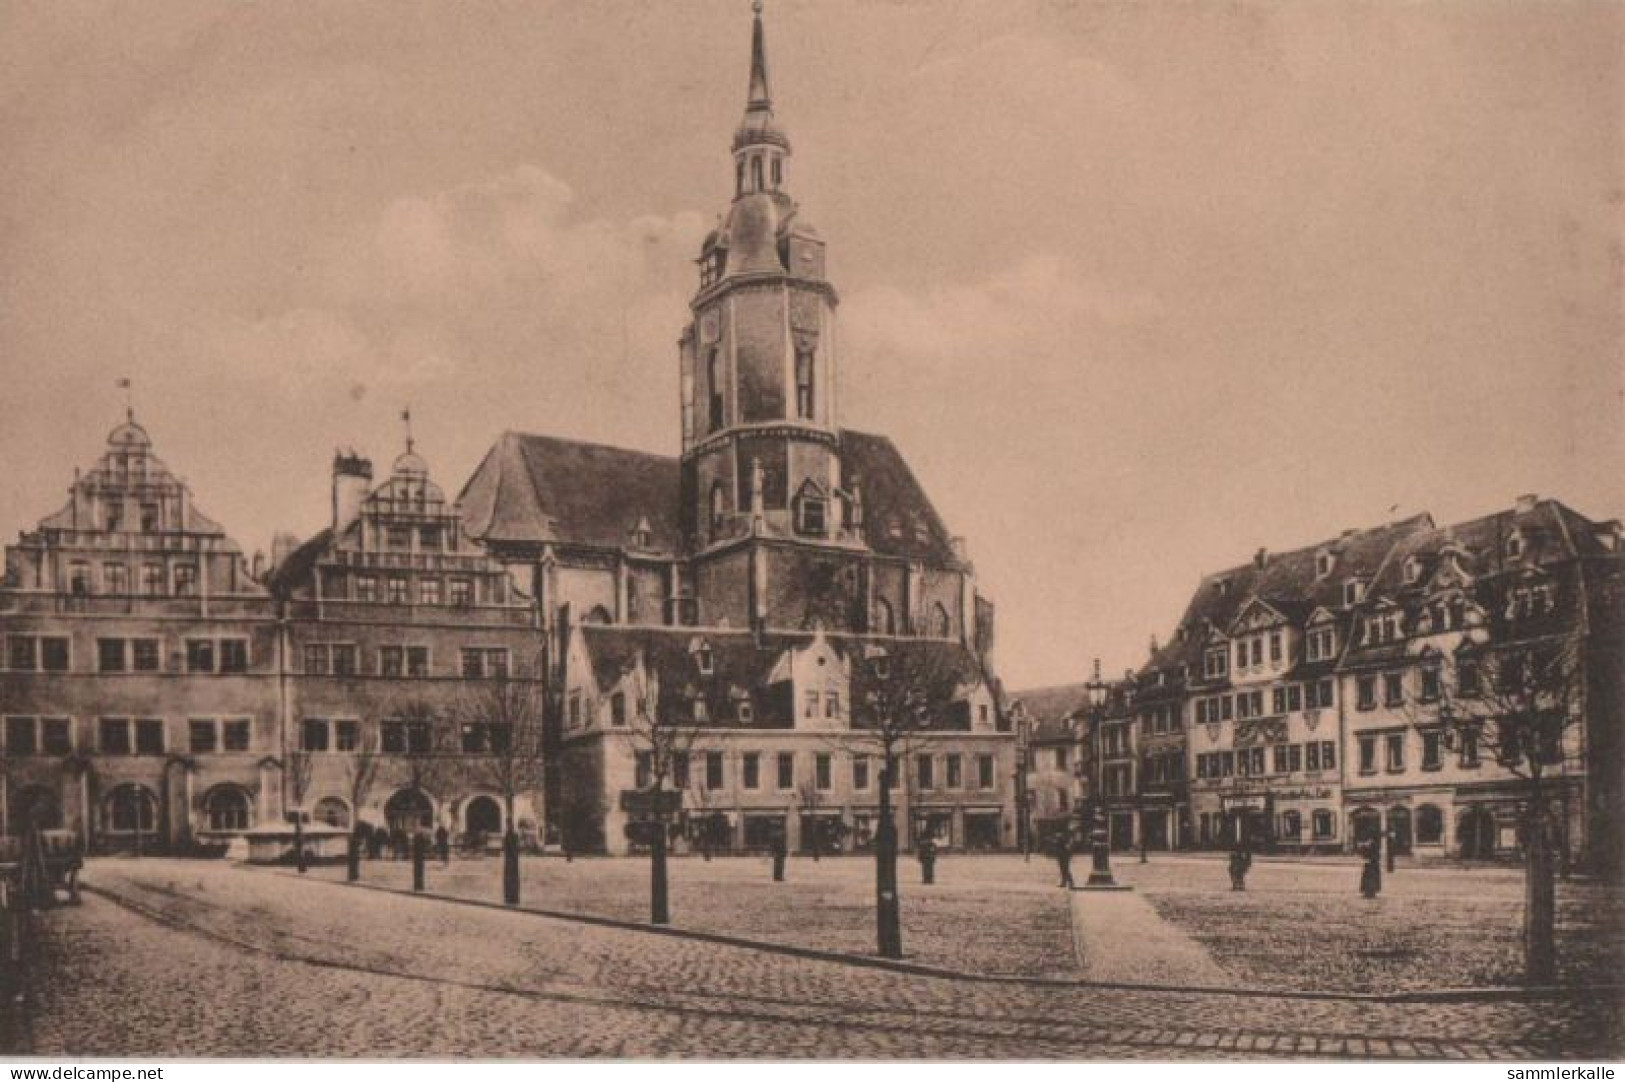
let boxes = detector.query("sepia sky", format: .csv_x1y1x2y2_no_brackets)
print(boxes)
1,0,1620,691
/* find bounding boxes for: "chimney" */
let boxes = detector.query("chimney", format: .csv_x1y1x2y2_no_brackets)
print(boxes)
1254,547,1268,569
332,450,373,533
270,531,300,570
1515,493,1539,514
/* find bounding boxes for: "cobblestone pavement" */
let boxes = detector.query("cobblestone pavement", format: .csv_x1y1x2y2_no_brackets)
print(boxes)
16,860,1623,1060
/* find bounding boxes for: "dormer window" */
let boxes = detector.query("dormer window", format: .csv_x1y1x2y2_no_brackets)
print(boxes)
1216,578,1232,597
695,642,714,676
1316,549,1334,578
1204,646,1229,680
1506,531,1525,560
1403,557,1423,585
1306,626,1336,662
794,485,827,537
1343,579,1366,607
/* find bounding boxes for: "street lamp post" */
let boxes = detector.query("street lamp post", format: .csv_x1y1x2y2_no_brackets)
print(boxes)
1079,659,1130,891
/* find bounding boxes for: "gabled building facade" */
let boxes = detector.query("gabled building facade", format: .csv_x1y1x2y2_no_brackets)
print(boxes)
0,417,279,851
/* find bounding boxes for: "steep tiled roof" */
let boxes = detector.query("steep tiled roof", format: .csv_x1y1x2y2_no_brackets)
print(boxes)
1011,683,1088,737
839,430,959,565
459,432,682,554
1144,514,1435,678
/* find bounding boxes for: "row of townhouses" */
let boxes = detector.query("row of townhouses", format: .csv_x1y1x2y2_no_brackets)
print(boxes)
1016,499,1624,870
0,8,1016,857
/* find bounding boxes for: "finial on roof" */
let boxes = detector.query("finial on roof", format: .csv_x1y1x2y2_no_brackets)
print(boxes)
401,406,414,454
116,377,133,422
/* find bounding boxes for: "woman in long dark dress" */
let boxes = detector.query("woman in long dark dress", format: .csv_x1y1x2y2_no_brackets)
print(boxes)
1359,837,1383,898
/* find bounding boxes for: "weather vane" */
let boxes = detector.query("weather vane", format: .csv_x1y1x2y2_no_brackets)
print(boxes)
402,405,414,454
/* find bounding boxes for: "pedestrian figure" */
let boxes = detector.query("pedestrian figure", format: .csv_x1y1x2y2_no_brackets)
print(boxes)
435,824,450,867
1227,846,1252,891
1359,837,1383,898
1053,831,1075,889
918,836,938,885
770,828,788,882
1385,827,1397,874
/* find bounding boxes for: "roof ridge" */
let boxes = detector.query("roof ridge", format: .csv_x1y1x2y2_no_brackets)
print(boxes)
507,430,681,464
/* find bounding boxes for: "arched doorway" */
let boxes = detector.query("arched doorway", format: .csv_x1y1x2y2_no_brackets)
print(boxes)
104,784,158,836
1386,806,1412,855
1458,806,1496,859
9,784,62,833
1350,807,1382,847
385,789,434,833
464,795,503,836
313,796,350,829
1416,805,1444,846
202,785,253,831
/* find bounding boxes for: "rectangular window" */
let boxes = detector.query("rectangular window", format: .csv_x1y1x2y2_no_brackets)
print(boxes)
380,646,404,677
1306,742,1321,771
386,525,411,550
816,753,832,791
1205,648,1228,679
42,717,70,755
1458,662,1481,697
173,564,197,596
1313,810,1334,839
804,690,819,719
1460,727,1480,767
386,577,409,604
99,638,128,673
334,719,358,752
946,753,962,789
777,752,795,790
419,525,442,550
332,645,359,677
406,722,432,755
130,638,161,672
673,753,690,789
219,639,248,674
917,754,935,789
1055,746,1070,770
1321,741,1335,770
1251,639,1263,666
1422,730,1442,771
978,754,995,789
302,718,331,752
135,718,164,755
38,637,68,672
825,691,840,718
8,636,37,671
100,717,131,755
223,719,251,752
407,646,429,678
185,639,215,673
1420,667,1440,702
6,716,37,756
449,578,473,607
609,692,626,727
706,751,725,790
356,575,378,602
743,752,760,790
1385,732,1405,772
142,563,165,595
304,644,330,675
69,562,91,595
1359,735,1376,774
1272,744,1289,774
189,719,217,754
1357,675,1377,710
381,722,407,755
1269,632,1282,662
419,578,442,606
1383,672,1404,707
104,562,129,594
461,723,487,754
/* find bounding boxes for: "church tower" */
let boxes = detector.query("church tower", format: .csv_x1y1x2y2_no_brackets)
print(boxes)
679,1,846,555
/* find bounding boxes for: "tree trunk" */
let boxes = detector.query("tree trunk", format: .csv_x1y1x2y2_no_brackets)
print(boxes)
650,819,671,925
1524,800,1558,984
294,816,307,874
346,830,361,882
503,830,521,906
875,760,902,959
412,832,426,893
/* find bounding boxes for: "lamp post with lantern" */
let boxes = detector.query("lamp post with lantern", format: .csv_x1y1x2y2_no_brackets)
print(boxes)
1079,659,1130,891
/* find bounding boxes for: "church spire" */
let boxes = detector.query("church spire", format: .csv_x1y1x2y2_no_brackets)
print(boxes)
747,0,771,111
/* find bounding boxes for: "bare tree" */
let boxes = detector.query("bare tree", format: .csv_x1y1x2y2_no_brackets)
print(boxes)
843,642,963,959
389,697,449,891
620,655,702,925
285,748,315,873
455,671,547,904
1419,636,1587,983
342,728,381,881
